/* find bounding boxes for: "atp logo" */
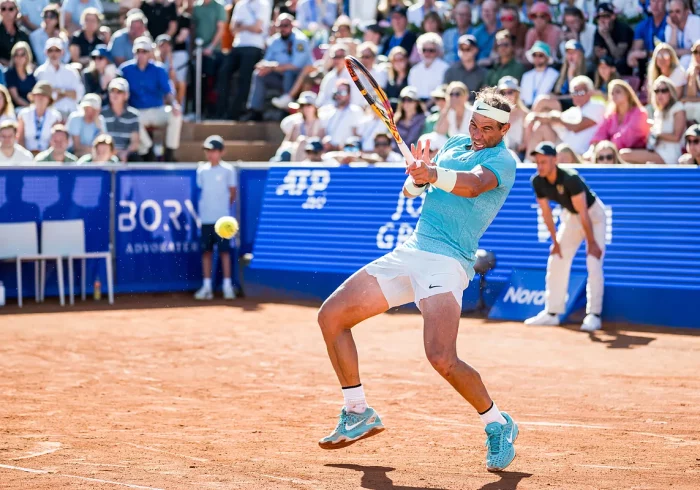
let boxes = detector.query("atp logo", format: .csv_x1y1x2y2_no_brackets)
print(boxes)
376,190,426,249
276,169,331,209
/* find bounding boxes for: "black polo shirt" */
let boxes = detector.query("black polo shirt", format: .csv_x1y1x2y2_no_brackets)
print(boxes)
70,30,106,58
531,167,596,214
0,23,31,62
141,1,178,39
594,20,634,61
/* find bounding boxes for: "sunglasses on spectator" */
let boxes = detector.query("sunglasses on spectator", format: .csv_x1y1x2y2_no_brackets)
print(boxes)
44,12,57,19
1,5,16,11
278,22,292,27
500,89,515,96
402,97,417,103
136,49,149,54
334,90,349,96
450,92,464,97
422,47,437,53
360,53,374,59
532,52,546,58
374,141,390,147
331,55,344,60
571,90,587,96
497,42,512,48
654,87,670,94
500,15,515,22
531,14,549,19
458,45,473,51
693,50,700,55
13,51,26,57
597,153,615,162
47,48,61,53
597,14,611,19
687,138,700,145
93,55,106,60
392,55,407,61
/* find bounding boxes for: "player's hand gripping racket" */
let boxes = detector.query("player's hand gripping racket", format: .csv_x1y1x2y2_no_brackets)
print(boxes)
344,55,421,168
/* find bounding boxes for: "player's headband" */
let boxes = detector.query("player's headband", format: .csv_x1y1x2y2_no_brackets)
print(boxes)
472,100,511,124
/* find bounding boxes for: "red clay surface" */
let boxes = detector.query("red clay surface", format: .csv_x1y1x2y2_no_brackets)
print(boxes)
1,295,700,489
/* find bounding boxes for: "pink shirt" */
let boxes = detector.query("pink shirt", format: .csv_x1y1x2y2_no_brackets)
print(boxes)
524,24,563,57
591,106,650,150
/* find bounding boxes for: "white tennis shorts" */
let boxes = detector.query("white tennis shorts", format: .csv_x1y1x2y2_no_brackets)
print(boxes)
366,248,469,310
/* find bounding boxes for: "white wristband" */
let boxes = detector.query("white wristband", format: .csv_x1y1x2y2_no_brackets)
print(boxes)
433,167,457,193
404,177,427,197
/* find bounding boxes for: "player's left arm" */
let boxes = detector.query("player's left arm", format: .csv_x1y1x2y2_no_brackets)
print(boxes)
571,193,602,259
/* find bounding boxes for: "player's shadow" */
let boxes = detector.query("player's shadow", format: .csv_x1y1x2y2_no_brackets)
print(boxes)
326,464,531,490
588,331,656,349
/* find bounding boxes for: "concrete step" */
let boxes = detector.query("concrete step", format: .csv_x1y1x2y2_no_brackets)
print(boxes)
181,121,284,143
174,140,277,163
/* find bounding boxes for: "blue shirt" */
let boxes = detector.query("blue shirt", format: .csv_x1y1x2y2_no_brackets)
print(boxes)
472,22,501,61
442,27,473,64
61,0,103,24
119,60,174,109
0,65,5,87
66,111,106,147
402,136,516,278
634,14,667,52
108,28,134,63
264,31,312,69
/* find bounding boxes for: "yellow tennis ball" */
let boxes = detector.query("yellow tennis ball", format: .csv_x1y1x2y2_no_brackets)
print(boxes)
214,216,239,239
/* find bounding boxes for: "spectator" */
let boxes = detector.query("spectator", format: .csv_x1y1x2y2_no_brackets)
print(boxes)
62,0,103,34
363,23,384,47
627,0,667,75
591,139,624,164
407,0,449,27
376,0,411,23
679,124,700,164
684,40,700,122
66,93,105,157
29,4,70,66
417,131,444,159
102,77,141,162
647,42,687,96
119,36,182,162
301,136,324,163
559,7,596,62
324,135,366,165
34,124,78,163
34,37,84,117
408,32,449,101
192,0,227,114
393,86,426,150
666,0,700,69
593,2,634,75
296,0,338,31
593,55,620,97
524,2,562,62
358,41,388,90
471,0,500,64
442,1,472,64
330,15,353,43
555,142,583,164
316,45,362,108
256,14,312,113
498,76,528,155
18,0,49,32
435,81,471,138
0,84,14,123
384,46,409,107
5,41,35,109
409,11,444,65
77,133,119,163
520,41,558,107
16,80,61,152
69,7,105,66
141,0,178,40
443,35,485,100
381,6,417,57
194,135,237,301
82,45,116,107
155,34,176,85
319,79,363,151
0,119,33,162
422,84,446,133
171,1,190,107
284,91,325,161
525,75,606,157
219,0,271,120
0,0,31,65
109,11,148,67
363,132,404,163
485,30,525,87
499,3,528,63
589,79,649,152
552,40,586,107
620,76,685,164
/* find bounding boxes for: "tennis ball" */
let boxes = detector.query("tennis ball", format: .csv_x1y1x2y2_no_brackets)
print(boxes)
214,216,239,239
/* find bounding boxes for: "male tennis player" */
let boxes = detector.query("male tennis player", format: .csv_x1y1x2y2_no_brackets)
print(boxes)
317,87,519,472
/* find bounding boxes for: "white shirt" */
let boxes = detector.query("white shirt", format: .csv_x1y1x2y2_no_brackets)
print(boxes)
34,62,85,116
316,67,365,108
196,162,237,224
665,14,700,69
447,106,473,137
358,114,387,151
407,58,450,99
377,150,403,163
519,66,559,107
319,104,364,147
18,106,63,152
407,1,451,27
230,0,272,50
0,144,34,164
559,99,606,155
669,65,688,89
559,23,596,60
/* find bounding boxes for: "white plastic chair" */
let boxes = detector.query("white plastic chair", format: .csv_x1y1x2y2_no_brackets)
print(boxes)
0,222,63,307
41,219,113,305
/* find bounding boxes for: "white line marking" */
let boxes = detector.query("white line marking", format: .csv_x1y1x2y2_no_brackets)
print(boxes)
124,443,208,462
0,463,49,474
578,464,653,471
11,441,62,460
69,461,129,468
261,474,319,485
60,474,165,489
520,421,611,429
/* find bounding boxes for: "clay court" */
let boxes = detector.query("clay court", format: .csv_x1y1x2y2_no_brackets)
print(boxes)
1,296,699,489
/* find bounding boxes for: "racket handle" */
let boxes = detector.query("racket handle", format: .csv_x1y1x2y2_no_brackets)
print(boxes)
397,141,421,167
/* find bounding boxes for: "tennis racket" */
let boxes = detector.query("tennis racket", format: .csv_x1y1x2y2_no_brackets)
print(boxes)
344,55,420,167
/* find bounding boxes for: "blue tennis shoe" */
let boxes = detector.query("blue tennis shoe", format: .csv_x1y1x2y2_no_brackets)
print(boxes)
485,412,519,471
319,407,385,449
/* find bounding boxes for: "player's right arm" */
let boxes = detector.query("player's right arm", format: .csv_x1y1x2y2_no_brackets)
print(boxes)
537,197,561,257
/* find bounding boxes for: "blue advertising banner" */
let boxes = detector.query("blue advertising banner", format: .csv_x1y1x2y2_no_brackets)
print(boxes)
0,168,111,298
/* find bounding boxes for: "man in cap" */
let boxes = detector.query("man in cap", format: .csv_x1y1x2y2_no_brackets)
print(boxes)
315,44,364,108
526,141,606,333
444,34,486,99
485,30,525,87
34,37,85,117
108,10,149,66
442,1,473,64
317,86,520,472
593,2,634,75
381,7,417,56
679,124,700,165
195,135,237,301
519,40,558,107
119,36,183,162
102,77,142,162
34,124,78,163
302,137,324,163
66,92,106,157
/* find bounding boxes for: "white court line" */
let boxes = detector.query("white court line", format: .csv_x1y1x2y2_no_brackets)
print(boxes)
520,421,611,429
0,463,49,474
124,442,208,462
261,474,319,485
0,463,164,490
578,464,653,471
11,442,62,460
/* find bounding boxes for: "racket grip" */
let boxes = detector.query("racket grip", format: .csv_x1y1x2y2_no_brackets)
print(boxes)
397,141,420,167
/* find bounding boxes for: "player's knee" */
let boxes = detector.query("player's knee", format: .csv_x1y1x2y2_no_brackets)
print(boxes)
317,300,344,337
425,347,458,378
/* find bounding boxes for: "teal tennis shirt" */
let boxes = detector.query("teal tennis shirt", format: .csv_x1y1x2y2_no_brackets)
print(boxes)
401,135,517,279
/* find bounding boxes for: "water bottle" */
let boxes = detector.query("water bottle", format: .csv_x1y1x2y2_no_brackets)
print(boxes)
0,281,5,307
646,133,657,151
93,278,102,301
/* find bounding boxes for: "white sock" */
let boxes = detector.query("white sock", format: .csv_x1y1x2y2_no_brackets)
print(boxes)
203,278,212,290
479,401,507,426
342,384,368,414
223,277,232,288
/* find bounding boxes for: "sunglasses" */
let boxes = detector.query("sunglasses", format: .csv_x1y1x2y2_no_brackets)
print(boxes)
571,90,587,96
93,54,106,60
458,45,473,51
500,89,515,96
402,97,417,102
654,87,670,94
109,88,125,93
597,154,615,162
136,49,149,54
278,23,292,28
422,47,437,53
47,48,61,53
13,51,26,57
531,14,549,19
497,42,512,48
1,5,16,11
687,138,700,145
392,55,407,61
532,52,546,58
450,92,464,97
374,141,390,147
333,90,349,97
500,15,515,21
360,53,374,59
597,14,612,19
693,50,700,55
331,55,344,60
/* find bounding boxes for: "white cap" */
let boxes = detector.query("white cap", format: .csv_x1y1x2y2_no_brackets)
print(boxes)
44,37,64,53
108,77,130,93
80,93,102,110
132,36,154,53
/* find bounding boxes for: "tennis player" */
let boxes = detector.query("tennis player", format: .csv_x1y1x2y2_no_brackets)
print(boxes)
317,87,519,472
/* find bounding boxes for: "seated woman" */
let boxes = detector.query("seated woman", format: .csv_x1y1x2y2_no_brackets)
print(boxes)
384,46,410,109
620,76,686,164
29,4,70,66
393,86,427,151
434,81,472,138
646,42,686,100
588,79,650,153
16,81,62,154
69,8,106,67
78,134,120,164
593,56,620,99
5,42,36,110
591,140,625,164
555,142,582,164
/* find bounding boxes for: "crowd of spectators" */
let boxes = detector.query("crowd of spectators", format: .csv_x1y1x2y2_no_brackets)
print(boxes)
0,0,700,165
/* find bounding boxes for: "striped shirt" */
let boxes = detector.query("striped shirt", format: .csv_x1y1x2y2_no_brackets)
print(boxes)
102,105,140,151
